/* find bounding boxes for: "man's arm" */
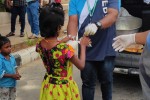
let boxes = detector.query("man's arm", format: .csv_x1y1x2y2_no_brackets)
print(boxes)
67,15,78,38
100,8,118,29
135,30,150,44
84,8,118,36
112,30,150,52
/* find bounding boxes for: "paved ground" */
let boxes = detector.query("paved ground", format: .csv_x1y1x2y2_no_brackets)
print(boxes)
0,9,68,46
0,20,32,46
0,13,68,53
16,59,143,100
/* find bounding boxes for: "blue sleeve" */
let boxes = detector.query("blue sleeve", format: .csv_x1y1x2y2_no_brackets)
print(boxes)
146,32,150,50
69,0,77,16
0,59,5,78
108,0,119,11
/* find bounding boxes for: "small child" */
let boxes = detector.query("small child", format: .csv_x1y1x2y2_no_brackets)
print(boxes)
0,34,21,100
36,3,91,100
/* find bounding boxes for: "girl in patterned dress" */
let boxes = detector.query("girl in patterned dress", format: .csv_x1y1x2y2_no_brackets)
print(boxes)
36,3,91,100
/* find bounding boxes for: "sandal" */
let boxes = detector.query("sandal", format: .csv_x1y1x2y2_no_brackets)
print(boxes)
20,32,24,37
28,35,38,39
6,32,15,37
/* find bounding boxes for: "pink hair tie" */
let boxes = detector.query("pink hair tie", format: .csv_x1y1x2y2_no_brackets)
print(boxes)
55,0,61,3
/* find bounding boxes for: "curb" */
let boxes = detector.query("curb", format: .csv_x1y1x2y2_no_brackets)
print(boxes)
12,46,40,67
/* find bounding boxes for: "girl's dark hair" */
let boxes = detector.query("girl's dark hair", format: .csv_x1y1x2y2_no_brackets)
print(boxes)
39,3,64,38
0,34,10,49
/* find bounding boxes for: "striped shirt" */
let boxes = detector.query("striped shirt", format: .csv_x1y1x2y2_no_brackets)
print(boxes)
13,0,26,6
69,0,119,61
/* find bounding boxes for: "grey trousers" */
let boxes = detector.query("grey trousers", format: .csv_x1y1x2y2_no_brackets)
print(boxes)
0,87,16,100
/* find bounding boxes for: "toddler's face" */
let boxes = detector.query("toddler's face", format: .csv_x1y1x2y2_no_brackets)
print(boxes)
0,42,11,55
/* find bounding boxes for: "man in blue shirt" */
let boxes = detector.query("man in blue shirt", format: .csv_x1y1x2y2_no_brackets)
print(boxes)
67,0,119,100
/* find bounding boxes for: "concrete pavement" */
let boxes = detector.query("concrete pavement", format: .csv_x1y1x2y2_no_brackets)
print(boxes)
0,19,40,66
0,13,32,46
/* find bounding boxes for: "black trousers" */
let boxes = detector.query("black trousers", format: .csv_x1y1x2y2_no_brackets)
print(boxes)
11,6,26,33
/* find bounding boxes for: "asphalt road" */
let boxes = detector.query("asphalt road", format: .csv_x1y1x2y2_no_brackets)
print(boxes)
16,59,143,100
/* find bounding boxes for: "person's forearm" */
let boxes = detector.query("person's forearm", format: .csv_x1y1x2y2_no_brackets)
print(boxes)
135,30,150,44
80,46,86,63
4,74,14,78
70,45,86,70
79,46,86,69
100,8,118,29
67,15,78,37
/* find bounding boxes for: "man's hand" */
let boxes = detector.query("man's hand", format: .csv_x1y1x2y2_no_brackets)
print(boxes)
112,34,136,52
84,23,98,36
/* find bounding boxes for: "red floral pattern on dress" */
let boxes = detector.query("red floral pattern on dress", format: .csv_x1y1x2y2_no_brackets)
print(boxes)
50,91,53,95
76,94,79,98
69,76,72,80
44,84,49,88
58,92,60,96
53,85,56,88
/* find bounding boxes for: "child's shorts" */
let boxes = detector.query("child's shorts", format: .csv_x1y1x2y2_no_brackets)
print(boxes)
0,87,16,100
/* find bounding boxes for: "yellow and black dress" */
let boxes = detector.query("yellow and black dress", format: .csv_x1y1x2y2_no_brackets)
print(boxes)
36,42,80,100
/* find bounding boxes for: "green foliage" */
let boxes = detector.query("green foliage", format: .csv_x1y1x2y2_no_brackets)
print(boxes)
25,32,42,46
26,39,37,46
0,0,3,4
0,0,6,12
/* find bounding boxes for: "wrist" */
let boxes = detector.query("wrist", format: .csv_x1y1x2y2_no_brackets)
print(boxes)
95,21,102,29
130,33,136,44
67,35,76,40
80,45,86,49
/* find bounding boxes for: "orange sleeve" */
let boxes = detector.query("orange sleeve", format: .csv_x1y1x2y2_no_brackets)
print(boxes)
65,44,75,59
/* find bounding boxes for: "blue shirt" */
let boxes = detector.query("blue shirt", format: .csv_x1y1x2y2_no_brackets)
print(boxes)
139,31,150,99
146,32,150,51
0,54,17,87
69,0,119,61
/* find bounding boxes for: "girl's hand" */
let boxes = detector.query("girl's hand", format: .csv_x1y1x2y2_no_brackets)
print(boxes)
80,36,91,47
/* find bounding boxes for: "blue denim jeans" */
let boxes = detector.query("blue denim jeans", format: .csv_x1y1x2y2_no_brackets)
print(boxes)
81,56,115,100
27,1,39,35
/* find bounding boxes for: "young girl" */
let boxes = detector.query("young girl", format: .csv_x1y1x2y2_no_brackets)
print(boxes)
0,34,21,100
36,3,91,100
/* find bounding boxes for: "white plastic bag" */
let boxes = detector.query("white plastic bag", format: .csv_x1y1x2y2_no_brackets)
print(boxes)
66,40,79,55
144,0,150,4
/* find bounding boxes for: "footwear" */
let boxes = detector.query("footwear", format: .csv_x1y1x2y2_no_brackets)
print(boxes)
28,34,38,39
6,32,15,37
20,32,24,37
